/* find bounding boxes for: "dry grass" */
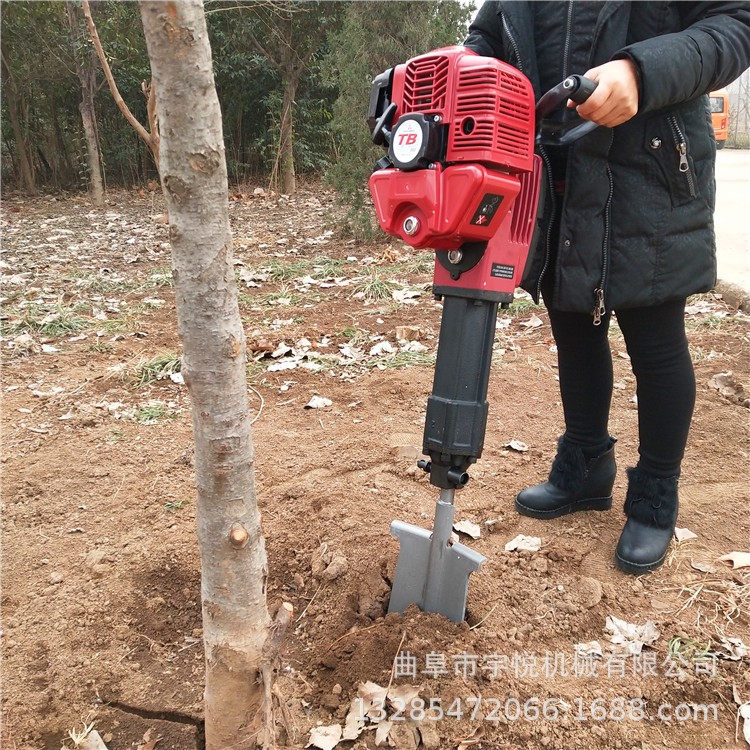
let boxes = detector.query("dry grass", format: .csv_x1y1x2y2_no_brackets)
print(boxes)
654,542,750,630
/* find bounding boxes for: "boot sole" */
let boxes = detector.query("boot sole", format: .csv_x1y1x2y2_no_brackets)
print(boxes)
614,550,667,575
514,495,612,520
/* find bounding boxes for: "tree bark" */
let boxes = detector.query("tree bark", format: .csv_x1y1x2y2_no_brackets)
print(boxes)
139,2,270,748
66,0,105,206
279,65,298,195
51,100,75,186
1,51,36,194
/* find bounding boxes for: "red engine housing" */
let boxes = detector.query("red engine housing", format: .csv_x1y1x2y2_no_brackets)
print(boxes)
390,46,534,172
368,46,541,300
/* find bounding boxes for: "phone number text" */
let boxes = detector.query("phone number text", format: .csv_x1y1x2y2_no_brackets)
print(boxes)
360,697,719,723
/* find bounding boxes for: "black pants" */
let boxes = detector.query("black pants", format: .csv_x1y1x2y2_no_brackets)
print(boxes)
547,299,695,478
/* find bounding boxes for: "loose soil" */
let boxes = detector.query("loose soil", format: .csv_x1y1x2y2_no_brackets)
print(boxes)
2,186,749,750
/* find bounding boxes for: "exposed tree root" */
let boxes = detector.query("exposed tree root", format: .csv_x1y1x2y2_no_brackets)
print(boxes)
260,602,294,750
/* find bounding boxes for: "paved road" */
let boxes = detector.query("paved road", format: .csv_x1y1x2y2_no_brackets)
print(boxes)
714,148,750,293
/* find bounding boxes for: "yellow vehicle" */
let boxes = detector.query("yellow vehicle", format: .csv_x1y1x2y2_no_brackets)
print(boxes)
709,88,729,149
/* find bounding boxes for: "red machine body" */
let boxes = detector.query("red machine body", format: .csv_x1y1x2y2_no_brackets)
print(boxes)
368,46,541,301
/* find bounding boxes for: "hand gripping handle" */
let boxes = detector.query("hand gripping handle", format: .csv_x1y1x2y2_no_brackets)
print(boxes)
536,74,599,147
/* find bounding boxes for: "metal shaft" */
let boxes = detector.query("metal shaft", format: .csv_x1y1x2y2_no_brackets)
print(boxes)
422,489,456,612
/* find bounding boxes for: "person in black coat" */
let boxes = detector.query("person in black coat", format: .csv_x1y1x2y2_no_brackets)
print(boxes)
464,2,750,573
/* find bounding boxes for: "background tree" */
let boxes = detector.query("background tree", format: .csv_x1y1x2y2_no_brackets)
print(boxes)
205,2,338,185
728,68,750,146
1,0,155,189
325,0,473,236
225,0,344,194
1,1,76,192
1,48,37,194
1,0,470,198
66,0,105,205
139,2,292,747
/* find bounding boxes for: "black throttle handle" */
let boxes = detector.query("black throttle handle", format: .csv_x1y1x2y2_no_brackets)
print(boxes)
565,74,598,105
371,102,397,147
536,74,599,147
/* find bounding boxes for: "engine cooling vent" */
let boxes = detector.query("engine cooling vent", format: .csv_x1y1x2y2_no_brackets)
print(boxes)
401,55,450,114
509,157,541,245
451,65,533,165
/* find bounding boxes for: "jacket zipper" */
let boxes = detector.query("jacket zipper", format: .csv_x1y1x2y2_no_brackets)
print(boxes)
592,164,613,325
562,1,574,78
592,125,615,326
667,115,696,198
500,7,556,299
536,147,557,303
500,9,523,73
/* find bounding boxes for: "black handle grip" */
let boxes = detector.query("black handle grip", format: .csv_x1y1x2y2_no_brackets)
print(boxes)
371,102,397,147
535,75,599,147
567,74,597,105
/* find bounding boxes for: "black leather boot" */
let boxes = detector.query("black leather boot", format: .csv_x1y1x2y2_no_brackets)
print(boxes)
615,467,678,574
515,436,616,519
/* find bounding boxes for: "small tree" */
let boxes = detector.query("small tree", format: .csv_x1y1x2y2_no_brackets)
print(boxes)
66,0,105,206
139,2,290,747
233,1,343,194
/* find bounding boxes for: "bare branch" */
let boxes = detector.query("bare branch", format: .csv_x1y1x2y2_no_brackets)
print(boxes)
204,1,302,16
244,29,283,73
81,0,156,160
141,79,160,166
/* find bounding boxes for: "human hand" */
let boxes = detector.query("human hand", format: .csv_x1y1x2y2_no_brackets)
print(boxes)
567,59,639,128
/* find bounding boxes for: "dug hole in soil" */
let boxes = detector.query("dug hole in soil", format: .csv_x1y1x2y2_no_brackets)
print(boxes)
2,185,749,750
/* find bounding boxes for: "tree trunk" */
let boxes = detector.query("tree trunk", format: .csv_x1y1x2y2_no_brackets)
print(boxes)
279,69,298,195
139,2,271,748
1,52,36,194
51,100,75,186
66,0,105,206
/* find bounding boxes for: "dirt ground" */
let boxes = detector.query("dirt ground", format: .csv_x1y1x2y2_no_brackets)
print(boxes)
2,186,749,750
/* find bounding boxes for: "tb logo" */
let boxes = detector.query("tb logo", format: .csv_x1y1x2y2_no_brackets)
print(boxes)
397,132,419,146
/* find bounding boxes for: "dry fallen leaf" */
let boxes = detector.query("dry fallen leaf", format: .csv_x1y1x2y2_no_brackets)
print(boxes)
137,728,162,750
374,719,392,747
504,439,529,452
740,703,750,746
342,699,365,741
80,730,110,750
306,724,342,750
717,636,748,661
369,341,395,357
734,685,750,747
305,395,333,410
574,640,604,658
453,520,481,540
690,559,718,574
357,680,388,722
674,527,698,542
387,684,421,707
392,288,421,303
605,615,659,655
456,724,485,750
719,551,750,569
520,313,543,328
504,534,541,552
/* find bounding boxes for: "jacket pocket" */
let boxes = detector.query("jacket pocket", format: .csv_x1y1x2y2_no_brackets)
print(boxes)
644,112,700,207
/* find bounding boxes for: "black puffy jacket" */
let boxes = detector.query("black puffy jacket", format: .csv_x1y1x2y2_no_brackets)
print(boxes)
465,1,750,318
